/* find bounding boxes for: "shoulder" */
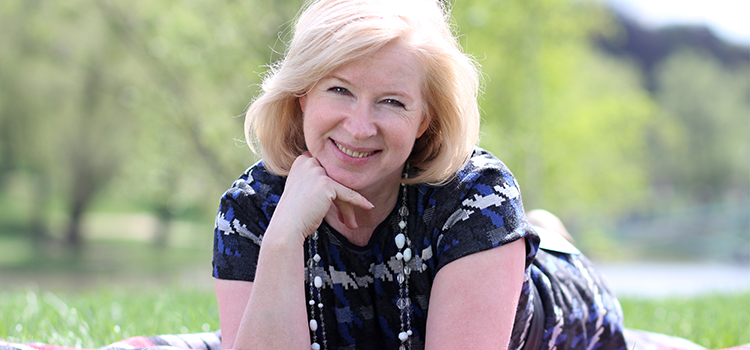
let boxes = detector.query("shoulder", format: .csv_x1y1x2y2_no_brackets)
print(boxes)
456,147,517,188
213,161,285,282
216,161,286,235
421,147,521,209
413,148,536,269
224,160,285,200
221,161,286,207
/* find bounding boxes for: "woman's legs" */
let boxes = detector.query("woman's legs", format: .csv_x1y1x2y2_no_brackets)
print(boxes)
526,209,575,244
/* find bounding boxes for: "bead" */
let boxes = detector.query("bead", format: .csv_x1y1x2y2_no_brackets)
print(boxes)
398,331,409,342
395,233,406,249
305,184,416,350
403,248,412,262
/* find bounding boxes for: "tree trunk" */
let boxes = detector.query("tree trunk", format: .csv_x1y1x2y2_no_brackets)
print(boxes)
65,198,86,249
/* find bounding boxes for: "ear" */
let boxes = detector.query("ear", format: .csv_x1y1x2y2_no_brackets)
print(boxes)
298,94,307,113
416,112,431,139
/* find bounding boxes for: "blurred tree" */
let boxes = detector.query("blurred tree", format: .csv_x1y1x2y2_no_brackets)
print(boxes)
94,0,304,246
452,0,655,224
1,0,658,254
9,2,138,248
0,1,78,243
650,49,750,204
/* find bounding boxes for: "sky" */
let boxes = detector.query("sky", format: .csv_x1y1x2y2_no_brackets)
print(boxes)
602,0,750,45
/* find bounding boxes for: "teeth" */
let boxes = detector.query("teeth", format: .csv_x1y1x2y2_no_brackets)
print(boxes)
334,141,375,158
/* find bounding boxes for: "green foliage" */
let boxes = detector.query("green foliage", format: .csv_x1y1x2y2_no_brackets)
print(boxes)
1,0,745,254
453,0,655,220
0,0,305,245
620,292,750,349
649,49,750,204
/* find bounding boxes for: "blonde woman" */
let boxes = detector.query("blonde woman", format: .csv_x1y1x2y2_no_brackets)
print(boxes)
212,0,627,349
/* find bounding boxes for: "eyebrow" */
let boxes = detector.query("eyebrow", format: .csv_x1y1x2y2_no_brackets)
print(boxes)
326,74,353,86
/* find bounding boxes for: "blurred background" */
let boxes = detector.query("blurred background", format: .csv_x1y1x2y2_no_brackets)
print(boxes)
0,0,748,296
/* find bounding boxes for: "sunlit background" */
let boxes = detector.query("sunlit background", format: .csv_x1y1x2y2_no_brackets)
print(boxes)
0,0,747,298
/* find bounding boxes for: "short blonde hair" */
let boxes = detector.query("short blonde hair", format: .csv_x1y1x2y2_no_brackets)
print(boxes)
245,0,480,185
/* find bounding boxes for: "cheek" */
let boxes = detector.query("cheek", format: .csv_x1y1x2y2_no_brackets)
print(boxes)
301,110,328,151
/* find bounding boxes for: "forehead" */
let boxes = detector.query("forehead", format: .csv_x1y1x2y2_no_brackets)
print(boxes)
327,42,425,94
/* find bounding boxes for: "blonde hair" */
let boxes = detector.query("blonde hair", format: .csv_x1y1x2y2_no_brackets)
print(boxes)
245,0,480,185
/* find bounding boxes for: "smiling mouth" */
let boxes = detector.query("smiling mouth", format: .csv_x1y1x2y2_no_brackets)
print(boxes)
333,140,376,158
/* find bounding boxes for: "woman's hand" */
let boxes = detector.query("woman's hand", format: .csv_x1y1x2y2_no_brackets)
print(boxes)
227,152,373,350
272,152,374,245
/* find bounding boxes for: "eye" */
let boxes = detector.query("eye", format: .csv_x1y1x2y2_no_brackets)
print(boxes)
328,86,349,95
383,99,405,108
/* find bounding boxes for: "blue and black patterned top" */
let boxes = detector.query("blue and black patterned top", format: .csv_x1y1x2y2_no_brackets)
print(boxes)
212,147,627,350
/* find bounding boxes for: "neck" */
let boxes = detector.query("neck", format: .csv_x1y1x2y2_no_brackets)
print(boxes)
326,182,401,247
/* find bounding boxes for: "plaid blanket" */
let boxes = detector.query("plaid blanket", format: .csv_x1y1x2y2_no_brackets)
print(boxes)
0,332,221,350
1,330,748,350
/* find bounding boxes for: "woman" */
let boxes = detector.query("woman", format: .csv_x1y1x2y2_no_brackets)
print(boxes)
212,0,627,349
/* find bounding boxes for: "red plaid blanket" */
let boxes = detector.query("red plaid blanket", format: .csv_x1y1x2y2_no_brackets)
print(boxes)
1,329,748,350
1,332,221,350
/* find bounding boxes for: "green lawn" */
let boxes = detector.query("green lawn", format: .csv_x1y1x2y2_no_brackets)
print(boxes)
0,288,220,348
0,215,747,349
620,292,750,349
1,288,747,349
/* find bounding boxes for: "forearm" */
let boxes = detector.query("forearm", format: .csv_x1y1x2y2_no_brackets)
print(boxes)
233,222,309,350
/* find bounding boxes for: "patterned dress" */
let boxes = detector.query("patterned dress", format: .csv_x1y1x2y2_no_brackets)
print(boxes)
212,147,627,350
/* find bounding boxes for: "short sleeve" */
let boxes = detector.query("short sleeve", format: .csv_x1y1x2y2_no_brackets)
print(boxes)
212,162,285,282
430,148,540,273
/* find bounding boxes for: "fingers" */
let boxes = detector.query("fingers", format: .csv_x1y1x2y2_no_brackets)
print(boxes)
297,152,374,212
334,199,360,230
333,183,375,211
279,153,373,237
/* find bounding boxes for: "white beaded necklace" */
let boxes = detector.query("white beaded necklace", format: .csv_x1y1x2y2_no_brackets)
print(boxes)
307,182,413,350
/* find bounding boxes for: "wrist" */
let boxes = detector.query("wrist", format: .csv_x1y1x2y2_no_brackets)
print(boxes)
264,217,309,249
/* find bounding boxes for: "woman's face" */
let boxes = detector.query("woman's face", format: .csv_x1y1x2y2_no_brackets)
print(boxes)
299,41,429,196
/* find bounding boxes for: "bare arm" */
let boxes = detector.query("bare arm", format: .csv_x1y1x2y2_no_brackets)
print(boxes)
215,279,253,349
425,238,527,350
214,221,309,350
231,222,310,349
215,153,373,350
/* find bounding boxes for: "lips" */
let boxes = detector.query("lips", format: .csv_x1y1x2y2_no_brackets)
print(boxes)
333,140,376,158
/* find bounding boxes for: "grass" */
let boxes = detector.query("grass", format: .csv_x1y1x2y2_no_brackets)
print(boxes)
0,288,748,349
620,292,750,349
0,288,220,348
0,207,747,349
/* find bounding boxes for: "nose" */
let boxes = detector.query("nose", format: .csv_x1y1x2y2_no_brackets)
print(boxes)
343,102,377,141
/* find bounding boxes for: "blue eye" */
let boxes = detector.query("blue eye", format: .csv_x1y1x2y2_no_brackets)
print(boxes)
329,86,349,94
383,99,405,108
